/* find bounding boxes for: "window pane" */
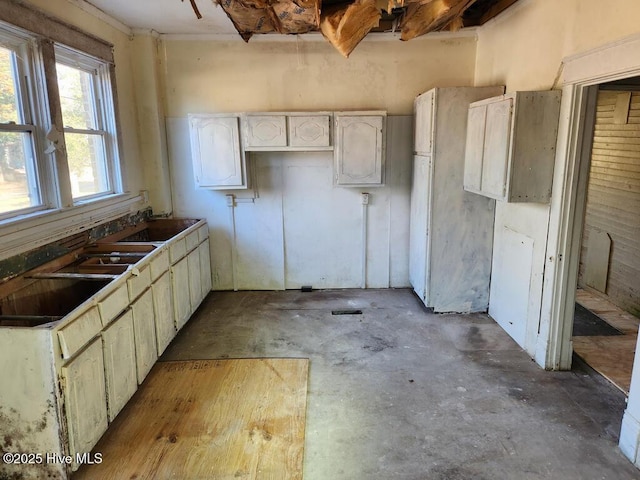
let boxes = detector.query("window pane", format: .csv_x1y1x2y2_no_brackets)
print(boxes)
0,46,20,124
56,63,97,130
0,131,39,213
66,132,109,198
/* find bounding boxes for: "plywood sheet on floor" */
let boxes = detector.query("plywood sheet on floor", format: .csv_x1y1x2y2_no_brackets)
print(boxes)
573,336,636,393
74,358,309,480
574,289,640,394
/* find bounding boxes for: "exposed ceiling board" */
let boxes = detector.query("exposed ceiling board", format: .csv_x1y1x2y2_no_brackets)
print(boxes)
82,0,518,37
85,0,237,34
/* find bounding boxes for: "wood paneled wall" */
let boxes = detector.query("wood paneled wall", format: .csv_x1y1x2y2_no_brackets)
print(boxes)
578,90,640,317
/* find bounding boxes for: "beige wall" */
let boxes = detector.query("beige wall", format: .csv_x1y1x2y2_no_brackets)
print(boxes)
162,35,477,117
24,0,144,197
474,0,640,90
474,0,640,357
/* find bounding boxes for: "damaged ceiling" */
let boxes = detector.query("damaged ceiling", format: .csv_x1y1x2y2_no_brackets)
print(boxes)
191,0,519,56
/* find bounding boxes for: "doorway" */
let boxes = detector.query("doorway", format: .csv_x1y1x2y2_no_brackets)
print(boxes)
570,82,640,394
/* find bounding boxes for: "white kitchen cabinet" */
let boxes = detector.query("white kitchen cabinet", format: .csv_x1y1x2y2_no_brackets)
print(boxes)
409,154,431,303
409,86,504,313
244,115,287,148
463,91,561,203
0,218,210,480
289,115,330,147
187,248,202,312
189,114,247,189
199,239,212,298
153,271,175,355
172,256,191,330
101,309,137,422
334,112,386,186
61,337,108,459
131,288,158,384
414,90,434,155
57,306,102,359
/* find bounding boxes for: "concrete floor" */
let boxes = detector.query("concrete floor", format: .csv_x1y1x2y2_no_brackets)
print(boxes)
161,289,640,480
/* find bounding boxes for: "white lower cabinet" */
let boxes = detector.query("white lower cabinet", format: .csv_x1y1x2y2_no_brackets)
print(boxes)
172,256,191,330
199,239,212,296
0,219,211,480
131,289,158,384
187,248,202,311
61,338,108,458
102,310,137,422
153,271,175,355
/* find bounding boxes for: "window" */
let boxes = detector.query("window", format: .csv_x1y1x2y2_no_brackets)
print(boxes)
55,47,120,201
0,29,42,218
0,19,122,222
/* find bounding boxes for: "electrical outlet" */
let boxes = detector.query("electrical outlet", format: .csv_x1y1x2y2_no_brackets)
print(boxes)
361,193,369,205
226,194,235,207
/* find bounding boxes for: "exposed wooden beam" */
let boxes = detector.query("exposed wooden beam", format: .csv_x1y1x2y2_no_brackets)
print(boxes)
320,0,381,57
400,0,476,41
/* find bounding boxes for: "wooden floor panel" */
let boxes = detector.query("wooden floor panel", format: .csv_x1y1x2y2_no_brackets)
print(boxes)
574,289,639,394
73,358,309,480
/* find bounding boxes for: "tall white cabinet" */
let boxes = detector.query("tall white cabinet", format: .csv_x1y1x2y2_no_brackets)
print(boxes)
409,86,504,313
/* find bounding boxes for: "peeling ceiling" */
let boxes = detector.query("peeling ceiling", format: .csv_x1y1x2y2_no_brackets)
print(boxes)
85,0,519,56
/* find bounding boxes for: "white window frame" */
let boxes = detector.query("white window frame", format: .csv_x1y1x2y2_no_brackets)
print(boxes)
0,25,50,220
54,44,123,203
0,12,138,261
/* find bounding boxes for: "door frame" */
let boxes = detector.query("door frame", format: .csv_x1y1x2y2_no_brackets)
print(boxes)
536,32,640,466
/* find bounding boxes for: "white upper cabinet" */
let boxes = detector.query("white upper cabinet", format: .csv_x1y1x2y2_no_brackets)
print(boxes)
189,114,247,190
289,115,330,147
243,113,332,150
244,115,287,148
462,103,487,192
414,90,434,155
334,112,386,186
463,91,561,203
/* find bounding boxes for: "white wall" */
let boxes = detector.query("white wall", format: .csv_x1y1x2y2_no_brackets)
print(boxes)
161,35,476,290
474,0,640,357
167,116,413,290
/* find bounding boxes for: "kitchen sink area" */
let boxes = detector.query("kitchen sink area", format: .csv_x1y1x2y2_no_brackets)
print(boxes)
0,216,212,480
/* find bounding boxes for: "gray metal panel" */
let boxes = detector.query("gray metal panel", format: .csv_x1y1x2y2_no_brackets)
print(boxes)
430,86,503,313
509,91,562,202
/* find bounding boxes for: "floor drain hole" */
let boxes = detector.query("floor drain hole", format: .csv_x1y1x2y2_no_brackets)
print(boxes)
332,309,363,315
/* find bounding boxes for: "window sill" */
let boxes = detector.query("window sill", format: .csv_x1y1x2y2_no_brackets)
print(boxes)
0,192,146,261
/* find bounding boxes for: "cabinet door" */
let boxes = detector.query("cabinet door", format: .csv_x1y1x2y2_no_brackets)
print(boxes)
199,239,212,299
172,257,191,330
102,310,137,422
414,91,434,155
187,248,202,313
62,338,108,458
408,155,431,303
463,103,487,193
335,114,385,185
131,289,158,384
244,115,287,147
481,98,513,199
153,271,175,355
289,115,330,147
189,115,246,189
